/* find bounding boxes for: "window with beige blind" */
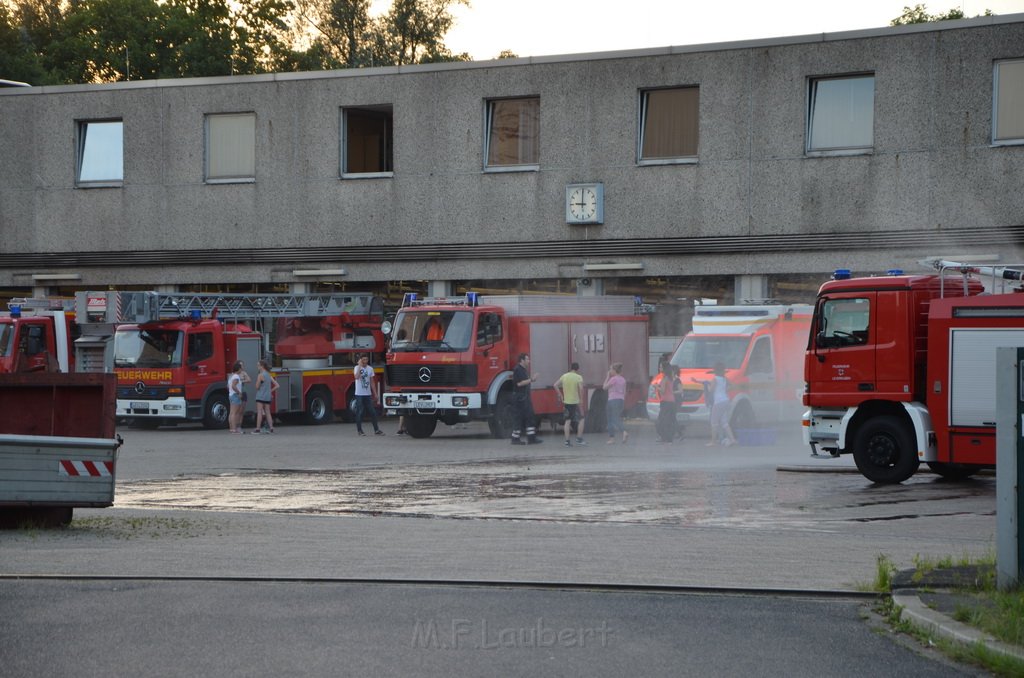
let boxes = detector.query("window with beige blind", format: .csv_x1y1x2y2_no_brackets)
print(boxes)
205,112,256,183
484,97,540,170
343,105,394,177
994,59,1024,145
638,87,699,163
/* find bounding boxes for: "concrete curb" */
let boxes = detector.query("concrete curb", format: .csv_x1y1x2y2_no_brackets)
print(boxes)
892,590,1024,662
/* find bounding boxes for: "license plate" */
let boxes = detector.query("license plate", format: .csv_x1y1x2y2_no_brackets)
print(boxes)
130,401,148,410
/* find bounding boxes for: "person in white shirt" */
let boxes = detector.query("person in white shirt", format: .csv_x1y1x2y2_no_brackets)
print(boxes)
353,354,383,436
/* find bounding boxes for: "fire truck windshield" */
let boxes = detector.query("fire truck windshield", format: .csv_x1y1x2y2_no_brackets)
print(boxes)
390,310,474,352
672,336,749,370
113,328,183,368
0,322,12,357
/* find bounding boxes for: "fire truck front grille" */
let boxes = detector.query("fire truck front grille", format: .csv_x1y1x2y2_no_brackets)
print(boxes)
117,386,172,400
679,389,704,403
386,364,478,387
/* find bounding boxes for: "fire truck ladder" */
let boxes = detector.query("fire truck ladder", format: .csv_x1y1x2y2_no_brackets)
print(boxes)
79,291,379,324
7,297,76,314
919,258,1024,295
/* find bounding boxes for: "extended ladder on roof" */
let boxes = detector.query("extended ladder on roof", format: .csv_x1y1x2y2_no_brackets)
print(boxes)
75,290,379,325
6,297,76,314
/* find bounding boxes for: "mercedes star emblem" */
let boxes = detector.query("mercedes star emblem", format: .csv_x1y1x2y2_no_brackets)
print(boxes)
418,367,432,383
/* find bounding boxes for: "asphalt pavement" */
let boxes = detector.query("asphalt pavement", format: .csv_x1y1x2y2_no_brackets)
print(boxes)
0,418,1003,675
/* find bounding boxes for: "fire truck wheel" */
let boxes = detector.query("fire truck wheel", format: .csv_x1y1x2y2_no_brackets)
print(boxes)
852,416,919,484
728,400,755,433
587,388,608,434
304,389,334,425
926,461,979,480
405,415,437,438
488,390,516,439
338,387,358,422
202,392,230,429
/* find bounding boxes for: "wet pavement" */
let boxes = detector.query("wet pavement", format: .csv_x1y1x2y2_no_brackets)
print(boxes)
1,418,999,590
110,421,995,535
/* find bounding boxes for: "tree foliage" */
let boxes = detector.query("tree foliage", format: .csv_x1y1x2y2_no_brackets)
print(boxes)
286,0,468,69
1,0,298,83
890,3,991,26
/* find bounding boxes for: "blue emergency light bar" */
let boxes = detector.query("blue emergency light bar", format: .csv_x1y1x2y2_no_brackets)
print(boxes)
832,269,852,280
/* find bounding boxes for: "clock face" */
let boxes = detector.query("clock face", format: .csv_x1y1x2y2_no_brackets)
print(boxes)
566,183,603,224
569,187,597,221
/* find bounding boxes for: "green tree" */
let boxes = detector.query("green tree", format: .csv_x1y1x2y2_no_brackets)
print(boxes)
0,2,48,83
379,0,468,65
291,0,374,68
890,3,991,25
45,0,179,82
291,0,468,69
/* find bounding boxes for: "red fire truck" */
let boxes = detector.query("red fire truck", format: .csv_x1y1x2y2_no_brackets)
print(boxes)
0,298,78,374
803,259,1024,483
382,293,649,438
75,291,386,428
647,303,812,434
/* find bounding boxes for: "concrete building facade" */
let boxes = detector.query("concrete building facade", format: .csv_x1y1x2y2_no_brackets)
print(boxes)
1,14,1022,326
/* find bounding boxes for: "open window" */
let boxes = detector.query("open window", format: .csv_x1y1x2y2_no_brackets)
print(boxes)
484,97,540,170
342,105,394,177
638,86,699,164
807,74,874,155
76,119,123,187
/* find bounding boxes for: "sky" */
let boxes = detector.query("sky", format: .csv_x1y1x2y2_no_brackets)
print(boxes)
406,0,1024,61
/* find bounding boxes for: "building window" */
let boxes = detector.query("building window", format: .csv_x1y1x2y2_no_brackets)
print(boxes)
806,74,874,155
342,106,394,177
638,87,699,163
994,59,1024,145
205,112,255,183
484,97,539,169
76,120,123,186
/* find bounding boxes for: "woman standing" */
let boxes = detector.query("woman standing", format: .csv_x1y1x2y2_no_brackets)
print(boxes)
603,363,628,444
228,361,245,433
707,362,736,447
252,359,279,434
655,359,678,443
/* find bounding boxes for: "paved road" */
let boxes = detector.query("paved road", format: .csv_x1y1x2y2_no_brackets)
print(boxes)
0,418,996,675
0,580,980,677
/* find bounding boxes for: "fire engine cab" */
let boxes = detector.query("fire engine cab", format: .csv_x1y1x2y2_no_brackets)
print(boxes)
0,298,78,374
803,259,1024,483
383,293,649,438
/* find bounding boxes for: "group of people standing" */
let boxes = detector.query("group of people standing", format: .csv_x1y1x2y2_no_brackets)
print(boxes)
653,356,736,446
227,359,279,434
227,352,734,447
509,353,630,446
227,353,383,436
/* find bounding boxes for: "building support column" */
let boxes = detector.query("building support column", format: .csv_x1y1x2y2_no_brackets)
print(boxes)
428,281,452,298
734,274,769,304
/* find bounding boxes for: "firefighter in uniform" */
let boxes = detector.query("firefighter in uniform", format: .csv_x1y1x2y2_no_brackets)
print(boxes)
510,352,542,445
